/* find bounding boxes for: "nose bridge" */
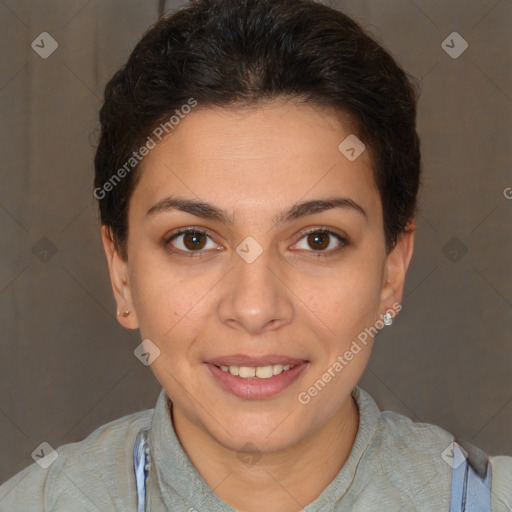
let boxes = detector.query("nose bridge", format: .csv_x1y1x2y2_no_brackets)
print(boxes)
218,238,293,333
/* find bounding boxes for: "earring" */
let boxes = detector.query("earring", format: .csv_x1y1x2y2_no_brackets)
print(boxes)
117,310,131,318
383,312,393,326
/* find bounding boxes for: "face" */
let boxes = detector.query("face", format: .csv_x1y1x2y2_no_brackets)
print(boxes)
102,99,414,453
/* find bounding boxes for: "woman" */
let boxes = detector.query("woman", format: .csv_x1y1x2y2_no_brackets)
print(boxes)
1,0,510,510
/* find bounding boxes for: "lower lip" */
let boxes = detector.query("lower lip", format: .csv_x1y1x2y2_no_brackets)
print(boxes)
205,362,309,399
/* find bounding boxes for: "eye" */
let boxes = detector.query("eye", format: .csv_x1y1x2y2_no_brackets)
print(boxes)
164,227,348,258
165,228,220,256
293,228,348,256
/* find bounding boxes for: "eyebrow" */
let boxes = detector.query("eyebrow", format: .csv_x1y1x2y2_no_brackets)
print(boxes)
146,195,368,224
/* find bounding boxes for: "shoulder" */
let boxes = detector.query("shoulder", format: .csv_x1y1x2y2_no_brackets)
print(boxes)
379,407,455,454
372,403,512,510
489,455,512,511
351,388,456,506
379,412,512,510
375,408,454,493
356,386,456,469
0,406,153,512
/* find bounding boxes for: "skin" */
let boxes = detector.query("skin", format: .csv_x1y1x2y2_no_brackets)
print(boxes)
101,99,415,512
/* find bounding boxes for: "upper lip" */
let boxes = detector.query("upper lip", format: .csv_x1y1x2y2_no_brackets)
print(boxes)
205,354,308,367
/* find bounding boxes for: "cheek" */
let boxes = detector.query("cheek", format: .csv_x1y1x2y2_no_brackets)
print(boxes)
131,260,217,342
294,260,383,336
129,259,177,333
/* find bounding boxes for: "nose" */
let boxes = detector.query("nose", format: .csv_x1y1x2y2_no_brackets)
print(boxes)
217,244,294,335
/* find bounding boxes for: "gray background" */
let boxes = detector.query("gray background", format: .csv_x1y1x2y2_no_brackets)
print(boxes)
0,0,511,484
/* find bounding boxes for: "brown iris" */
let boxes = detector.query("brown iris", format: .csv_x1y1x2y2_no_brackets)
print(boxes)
183,231,207,250
307,232,329,250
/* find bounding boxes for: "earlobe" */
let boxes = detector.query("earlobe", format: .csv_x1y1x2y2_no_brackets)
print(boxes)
100,226,139,329
380,220,416,312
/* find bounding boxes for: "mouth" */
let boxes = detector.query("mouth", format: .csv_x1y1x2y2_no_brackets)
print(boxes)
203,354,309,399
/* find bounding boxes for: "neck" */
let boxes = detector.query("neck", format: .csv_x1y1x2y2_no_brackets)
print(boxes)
170,392,360,512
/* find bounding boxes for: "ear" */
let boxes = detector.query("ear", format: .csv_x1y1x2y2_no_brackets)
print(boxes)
101,226,139,329
379,220,415,316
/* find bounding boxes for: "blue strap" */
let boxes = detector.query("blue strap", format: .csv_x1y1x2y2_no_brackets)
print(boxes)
450,441,492,511
133,428,151,512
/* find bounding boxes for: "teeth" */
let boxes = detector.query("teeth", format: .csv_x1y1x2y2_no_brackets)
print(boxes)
272,364,283,375
239,366,256,378
255,365,273,378
217,363,297,379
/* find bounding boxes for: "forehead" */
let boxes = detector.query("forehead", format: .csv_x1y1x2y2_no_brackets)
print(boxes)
130,101,380,220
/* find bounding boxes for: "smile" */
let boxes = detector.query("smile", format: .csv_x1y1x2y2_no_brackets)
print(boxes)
205,361,309,399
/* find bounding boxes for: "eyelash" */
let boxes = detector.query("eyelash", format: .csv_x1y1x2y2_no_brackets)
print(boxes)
164,227,349,258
